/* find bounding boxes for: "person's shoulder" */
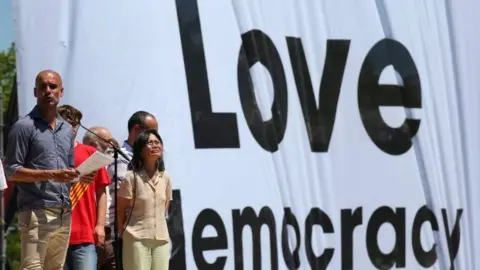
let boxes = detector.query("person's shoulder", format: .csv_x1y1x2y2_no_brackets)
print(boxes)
8,116,34,137
120,147,132,161
75,143,97,155
124,170,135,181
79,143,97,152
107,148,130,167
11,115,34,130
162,170,172,180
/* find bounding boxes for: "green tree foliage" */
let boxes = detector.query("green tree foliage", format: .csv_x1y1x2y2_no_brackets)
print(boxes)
0,43,16,115
6,219,20,270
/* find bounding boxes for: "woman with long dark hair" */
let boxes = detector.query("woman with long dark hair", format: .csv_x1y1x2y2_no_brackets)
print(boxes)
117,129,172,270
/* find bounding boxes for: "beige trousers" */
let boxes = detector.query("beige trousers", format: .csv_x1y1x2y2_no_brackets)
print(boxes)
122,231,169,270
18,207,71,270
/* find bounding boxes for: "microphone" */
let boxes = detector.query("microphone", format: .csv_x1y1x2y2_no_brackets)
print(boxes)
78,123,131,161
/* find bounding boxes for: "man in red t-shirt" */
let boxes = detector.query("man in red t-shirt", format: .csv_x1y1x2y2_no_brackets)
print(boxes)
58,105,111,270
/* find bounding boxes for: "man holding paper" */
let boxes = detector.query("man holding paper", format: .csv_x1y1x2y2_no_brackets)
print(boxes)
58,105,112,270
4,70,83,269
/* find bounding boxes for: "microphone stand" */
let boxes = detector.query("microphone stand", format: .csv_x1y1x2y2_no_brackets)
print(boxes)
79,123,130,269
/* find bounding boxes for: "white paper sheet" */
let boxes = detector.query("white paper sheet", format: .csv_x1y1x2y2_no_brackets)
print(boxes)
71,151,114,183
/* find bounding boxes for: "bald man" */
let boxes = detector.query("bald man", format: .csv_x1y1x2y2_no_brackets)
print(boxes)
4,70,79,269
83,126,118,155
82,126,118,270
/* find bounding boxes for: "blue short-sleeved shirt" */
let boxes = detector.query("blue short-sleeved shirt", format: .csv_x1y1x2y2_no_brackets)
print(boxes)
4,106,75,211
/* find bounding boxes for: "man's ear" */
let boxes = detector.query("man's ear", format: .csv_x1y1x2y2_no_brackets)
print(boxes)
133,125,142,132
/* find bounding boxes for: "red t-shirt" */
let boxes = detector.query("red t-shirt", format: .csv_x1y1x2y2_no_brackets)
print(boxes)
69,143,111,245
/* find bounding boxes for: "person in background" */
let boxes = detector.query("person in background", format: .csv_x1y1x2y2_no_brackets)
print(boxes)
0,158,8,232
4,70,83,269
2,159,15,270
107,111,158,227
0,161,10,270
102,111,158,269
0,160,8,194
117,129,172,270
82,126,118,270
58,105,111,270
83,126,119,157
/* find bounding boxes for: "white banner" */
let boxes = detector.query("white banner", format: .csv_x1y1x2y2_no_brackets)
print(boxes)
13,0,480,269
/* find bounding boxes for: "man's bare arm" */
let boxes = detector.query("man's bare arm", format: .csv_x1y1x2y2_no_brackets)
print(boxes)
9,168,56,183
9,167,78,183
96,187,107,227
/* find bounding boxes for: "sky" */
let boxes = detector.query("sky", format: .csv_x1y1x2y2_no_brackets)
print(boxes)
0,0,13,51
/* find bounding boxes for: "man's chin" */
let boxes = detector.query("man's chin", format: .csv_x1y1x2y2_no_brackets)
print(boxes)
40,100,58,107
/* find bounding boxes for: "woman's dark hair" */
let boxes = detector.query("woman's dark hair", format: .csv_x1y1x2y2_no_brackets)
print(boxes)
131,129,165,172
